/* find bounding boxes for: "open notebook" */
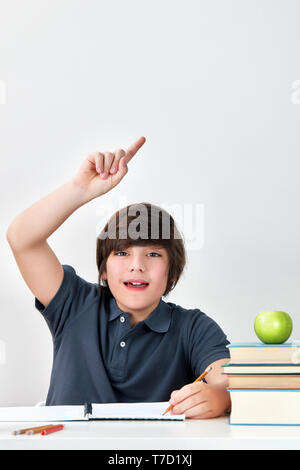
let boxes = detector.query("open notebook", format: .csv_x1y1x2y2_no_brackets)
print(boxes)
0,402,185,422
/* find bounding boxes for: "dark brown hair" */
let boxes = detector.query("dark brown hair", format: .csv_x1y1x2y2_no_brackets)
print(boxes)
96,202,186,297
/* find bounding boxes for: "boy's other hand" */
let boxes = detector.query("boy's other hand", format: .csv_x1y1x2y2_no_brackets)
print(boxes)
73,136,146,201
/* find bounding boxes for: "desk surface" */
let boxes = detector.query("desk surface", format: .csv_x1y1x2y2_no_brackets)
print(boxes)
1,417,300,450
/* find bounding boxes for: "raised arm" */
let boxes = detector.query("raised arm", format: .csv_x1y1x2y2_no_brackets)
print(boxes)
6,137,146,307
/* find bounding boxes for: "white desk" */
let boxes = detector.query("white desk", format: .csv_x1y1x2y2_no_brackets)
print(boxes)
1,417,300,450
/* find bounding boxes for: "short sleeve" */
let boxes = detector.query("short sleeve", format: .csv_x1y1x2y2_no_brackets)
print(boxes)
35,264,99,340
187,311,230,378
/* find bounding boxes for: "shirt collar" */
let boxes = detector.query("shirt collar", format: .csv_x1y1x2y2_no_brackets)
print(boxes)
108,296,172,333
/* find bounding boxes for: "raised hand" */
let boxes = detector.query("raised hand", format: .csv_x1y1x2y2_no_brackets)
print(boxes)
73,136,146,201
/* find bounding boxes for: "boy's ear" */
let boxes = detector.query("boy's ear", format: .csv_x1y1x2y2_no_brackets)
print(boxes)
102,270,107,281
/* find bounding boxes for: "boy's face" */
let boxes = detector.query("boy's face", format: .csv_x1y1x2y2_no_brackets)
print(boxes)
102,244,171,320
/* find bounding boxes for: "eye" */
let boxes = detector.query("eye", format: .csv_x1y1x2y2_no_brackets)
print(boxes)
115,251,128,256
147,252,162,257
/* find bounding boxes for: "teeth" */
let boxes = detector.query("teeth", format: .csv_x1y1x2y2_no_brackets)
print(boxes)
125,282,148,286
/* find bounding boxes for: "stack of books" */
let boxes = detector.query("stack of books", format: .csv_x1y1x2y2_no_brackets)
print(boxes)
223,342,300,425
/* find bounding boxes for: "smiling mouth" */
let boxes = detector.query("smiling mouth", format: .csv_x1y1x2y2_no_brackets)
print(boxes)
123,282,149,289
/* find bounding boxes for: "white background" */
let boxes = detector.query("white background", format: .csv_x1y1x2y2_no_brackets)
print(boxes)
1,0,299,406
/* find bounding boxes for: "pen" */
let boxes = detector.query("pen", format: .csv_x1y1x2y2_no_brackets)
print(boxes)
162,366,212,416
12,424,56,435
41,424,64,435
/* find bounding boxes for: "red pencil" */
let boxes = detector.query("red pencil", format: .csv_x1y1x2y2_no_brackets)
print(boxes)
40,424,64,435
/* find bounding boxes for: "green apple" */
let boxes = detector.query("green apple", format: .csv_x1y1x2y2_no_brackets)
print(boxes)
254,311,293,344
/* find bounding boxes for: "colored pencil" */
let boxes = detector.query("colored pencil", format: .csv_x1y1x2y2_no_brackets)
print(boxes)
41,424,64,435
12,424,56,435
26,425,58,435
162,366,212,416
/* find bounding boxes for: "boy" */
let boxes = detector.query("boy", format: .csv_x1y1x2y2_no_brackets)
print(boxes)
6,136,231,418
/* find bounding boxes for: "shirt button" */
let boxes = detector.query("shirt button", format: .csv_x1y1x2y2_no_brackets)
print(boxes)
120,316,125,323
120,341,126,348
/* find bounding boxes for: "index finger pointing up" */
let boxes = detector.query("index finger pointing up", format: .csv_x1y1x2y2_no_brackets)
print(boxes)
125,136,146,163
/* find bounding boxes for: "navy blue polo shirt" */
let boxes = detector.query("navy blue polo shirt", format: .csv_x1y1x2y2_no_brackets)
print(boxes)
35,265,230,406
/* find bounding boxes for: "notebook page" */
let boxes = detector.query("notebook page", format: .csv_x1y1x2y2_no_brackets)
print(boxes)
91,401,185,420
0,405,85,422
